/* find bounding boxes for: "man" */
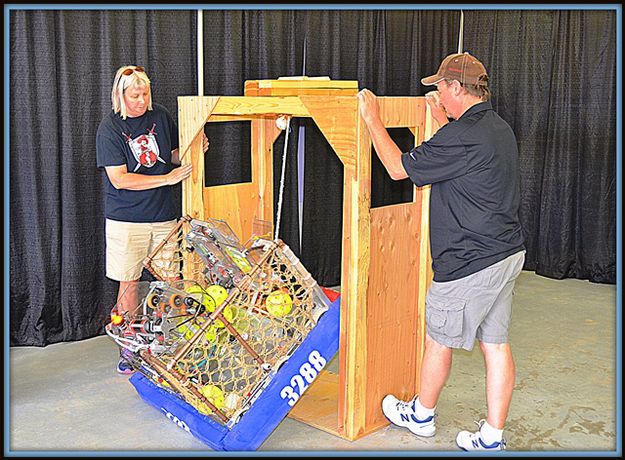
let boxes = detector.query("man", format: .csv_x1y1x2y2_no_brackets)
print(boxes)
357,52,526,451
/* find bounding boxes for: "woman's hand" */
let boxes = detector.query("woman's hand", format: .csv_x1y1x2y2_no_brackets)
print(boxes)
202,132,210,153
166,163,192,185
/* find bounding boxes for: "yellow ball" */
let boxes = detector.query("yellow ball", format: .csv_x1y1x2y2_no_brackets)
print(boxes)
178,322,196,340
197,384,225,415
185,285,234,328
206,285,228,306
177,320,219,342
265,289,293,317
185,285,216,311
233,316,251,335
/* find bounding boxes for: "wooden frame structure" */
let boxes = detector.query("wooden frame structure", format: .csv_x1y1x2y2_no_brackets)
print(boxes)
178,78,437,441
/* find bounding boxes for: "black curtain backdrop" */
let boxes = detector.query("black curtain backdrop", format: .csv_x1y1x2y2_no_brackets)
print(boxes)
9,8,617,346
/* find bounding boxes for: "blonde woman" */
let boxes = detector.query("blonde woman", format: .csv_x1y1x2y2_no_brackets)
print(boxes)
96,65,207,373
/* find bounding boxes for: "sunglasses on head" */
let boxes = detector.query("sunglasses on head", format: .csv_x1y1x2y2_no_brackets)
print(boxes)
121,66,145,76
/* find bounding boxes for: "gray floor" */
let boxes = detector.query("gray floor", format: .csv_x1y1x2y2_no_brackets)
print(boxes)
7,271,619,455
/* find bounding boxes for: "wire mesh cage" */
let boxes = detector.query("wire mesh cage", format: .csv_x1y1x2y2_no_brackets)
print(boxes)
106,216,331,427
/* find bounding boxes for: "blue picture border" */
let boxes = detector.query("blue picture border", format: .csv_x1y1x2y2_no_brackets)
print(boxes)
4,3,622,457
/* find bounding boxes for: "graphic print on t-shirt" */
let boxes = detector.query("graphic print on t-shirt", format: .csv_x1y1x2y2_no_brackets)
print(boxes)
125,123,166,172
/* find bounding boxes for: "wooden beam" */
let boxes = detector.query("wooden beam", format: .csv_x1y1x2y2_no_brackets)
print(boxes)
414,98,436,394
178,96,219,161
212,96,311,117
245,78,358,97
300,96,359,172
181,133,205,221
336,111,372,440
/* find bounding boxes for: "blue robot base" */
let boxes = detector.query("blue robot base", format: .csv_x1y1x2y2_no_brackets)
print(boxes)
129,295,341,451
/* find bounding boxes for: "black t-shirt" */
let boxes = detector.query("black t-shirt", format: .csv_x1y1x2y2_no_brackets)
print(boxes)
401,101,525,282
96,103,179,223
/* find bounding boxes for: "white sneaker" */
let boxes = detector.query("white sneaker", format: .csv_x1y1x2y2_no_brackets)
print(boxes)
381,394,436,437
456,419,507,451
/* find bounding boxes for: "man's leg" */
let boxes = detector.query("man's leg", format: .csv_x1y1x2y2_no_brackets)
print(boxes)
455,340,513,450
380,332,451,437
480,341,515,429
455,251,524,450
418,332,453,409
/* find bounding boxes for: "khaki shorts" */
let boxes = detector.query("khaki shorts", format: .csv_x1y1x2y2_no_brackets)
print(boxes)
105,219,179,281
425,250,526,351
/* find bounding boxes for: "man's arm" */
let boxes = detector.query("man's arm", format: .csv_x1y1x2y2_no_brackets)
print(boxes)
357,89,408,181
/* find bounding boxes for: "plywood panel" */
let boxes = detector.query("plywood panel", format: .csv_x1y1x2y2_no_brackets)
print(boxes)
365,202,423,429
201,183,258,243
287,371,341,436
252,118,282,231
378,97,420,127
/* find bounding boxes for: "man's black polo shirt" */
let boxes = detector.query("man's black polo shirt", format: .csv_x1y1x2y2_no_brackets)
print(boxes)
401,100,525,282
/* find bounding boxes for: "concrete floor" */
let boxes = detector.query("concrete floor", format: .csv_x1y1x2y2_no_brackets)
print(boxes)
7,271,620,455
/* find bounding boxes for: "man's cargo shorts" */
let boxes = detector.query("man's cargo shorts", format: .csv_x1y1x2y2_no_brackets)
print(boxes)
425,250,526,351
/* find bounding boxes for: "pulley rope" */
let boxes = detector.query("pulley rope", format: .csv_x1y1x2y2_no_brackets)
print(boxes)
274,116,291,241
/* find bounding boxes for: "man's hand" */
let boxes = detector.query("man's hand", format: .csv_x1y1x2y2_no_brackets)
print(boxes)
425,90,442,108
355,88,407,181
425,90,449,126
357,88,381,125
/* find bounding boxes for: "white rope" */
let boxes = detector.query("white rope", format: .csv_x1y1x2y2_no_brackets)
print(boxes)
197,10,204,96
274,116,291,241
457,10,464,53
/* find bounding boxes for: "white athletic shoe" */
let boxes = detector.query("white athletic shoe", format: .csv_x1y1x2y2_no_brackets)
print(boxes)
456,419,507,451
381,394,436,437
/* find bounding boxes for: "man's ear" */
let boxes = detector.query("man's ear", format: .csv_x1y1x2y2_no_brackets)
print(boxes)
451,80,462,95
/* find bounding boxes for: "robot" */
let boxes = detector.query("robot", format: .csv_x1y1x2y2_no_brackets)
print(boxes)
106,216,331,427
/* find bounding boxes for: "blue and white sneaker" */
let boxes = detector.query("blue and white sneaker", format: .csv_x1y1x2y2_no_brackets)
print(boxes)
381,394,436,437
116,349,136,375
456,420,507,451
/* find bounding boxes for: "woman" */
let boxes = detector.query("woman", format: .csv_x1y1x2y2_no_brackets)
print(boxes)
96,65,208,373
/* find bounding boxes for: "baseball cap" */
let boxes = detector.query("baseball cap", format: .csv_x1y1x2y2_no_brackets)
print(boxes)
421,52,488,86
